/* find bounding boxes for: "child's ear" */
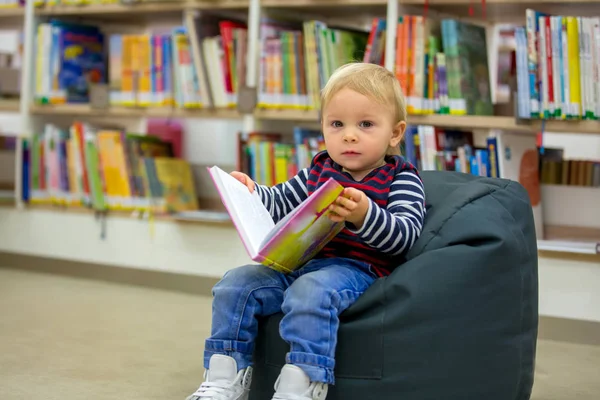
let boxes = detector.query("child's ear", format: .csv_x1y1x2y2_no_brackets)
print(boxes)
390,121,406,147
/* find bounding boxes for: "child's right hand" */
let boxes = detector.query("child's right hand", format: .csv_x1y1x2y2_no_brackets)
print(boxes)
230,171,255,193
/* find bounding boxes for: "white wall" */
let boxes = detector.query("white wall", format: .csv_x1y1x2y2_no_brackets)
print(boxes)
538,253,600,322
543,132,600,159
1,207,599,322
0,207,251,278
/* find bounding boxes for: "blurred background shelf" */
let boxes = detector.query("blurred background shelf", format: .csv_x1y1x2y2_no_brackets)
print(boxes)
29,104,242,119
0,99,20,112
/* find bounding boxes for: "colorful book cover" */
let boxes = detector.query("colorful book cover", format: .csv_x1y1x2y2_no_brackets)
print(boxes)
96,130,132,210
209,165,345,273
55,21,106,103
152,157,199,213
443,19,493,116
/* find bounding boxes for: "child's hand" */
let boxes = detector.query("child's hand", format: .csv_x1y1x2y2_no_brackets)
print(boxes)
230,171,255,193
328,187,369,229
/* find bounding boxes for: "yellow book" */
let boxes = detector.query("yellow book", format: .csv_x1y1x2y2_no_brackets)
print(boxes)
35,25,44,102
96,131,133,210
152,158,199,213
566,17,581,118
137,35,152,106
274,144,289,185
130,35,141,106
121,35,135,106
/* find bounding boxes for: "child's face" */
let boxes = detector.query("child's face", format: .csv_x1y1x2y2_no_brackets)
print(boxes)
322,88,404,180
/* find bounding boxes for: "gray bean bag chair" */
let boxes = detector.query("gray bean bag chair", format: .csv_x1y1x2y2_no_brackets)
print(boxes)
249,171,538,400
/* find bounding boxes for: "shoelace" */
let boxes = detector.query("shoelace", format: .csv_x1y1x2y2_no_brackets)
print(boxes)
191,381,234,400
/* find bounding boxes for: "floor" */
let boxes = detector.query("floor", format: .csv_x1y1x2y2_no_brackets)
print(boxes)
1,267,599,400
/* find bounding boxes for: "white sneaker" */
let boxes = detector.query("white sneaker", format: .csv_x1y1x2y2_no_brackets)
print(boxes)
272,364,328,400
186,355,252,400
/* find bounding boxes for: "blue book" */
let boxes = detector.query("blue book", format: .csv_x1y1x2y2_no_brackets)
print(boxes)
54,21,106,103
486,137,500,178
470,155,479,176
403,125,418,167
475,149,490,177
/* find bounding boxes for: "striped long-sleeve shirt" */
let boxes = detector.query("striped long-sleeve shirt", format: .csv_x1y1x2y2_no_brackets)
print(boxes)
255,151,426,276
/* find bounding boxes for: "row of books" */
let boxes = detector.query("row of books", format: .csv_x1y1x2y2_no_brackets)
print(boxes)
21,122,199,213
32,14,493,116
403,126,504,178
540,158,600,186
236,124,537,188
236,127,325,186
0,135,16,202
516,11,600,120
367,16,492,116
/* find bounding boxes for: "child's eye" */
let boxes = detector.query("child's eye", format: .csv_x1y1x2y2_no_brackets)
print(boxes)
359,121,373,128
330,121,343,128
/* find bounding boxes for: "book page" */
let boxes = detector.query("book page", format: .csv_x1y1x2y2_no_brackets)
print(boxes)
208,166,274,258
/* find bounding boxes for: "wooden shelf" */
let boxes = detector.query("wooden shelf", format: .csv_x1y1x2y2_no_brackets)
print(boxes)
34,0,250,16
538,239,600,255
267,0,600,23
28,104,600,134
0,99,20,113
30,103,242,119
411,114,600,135
0,6,24,17
256,109,600,135
10,0,598,23
254,108,320,122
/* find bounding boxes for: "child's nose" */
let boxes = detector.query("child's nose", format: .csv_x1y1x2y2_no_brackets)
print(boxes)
343,131,358,143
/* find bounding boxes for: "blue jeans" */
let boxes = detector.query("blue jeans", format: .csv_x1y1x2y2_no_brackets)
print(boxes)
204,257,377,384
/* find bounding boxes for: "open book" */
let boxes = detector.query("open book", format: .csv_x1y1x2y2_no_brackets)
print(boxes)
208,166,345,273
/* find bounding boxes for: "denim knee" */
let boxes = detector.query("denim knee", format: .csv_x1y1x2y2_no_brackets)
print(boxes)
283,272,337,311
213,264,266,294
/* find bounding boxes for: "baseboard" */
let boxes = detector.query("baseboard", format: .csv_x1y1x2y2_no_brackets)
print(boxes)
0,251,219,297
537,315,600,346
2,251,600,346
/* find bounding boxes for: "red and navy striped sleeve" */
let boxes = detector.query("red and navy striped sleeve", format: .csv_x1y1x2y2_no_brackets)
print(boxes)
254,169,310,223
347,169,425,256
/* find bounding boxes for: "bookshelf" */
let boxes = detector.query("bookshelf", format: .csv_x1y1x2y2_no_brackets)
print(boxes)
29,104,242,119
21,103,600,134
0,0,599,324
0,99,20,112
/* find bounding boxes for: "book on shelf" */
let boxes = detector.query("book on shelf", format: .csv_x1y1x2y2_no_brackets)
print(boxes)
34,21,106,105
514,11,600,120
0,135,17,203
236,127,324,186
30,12,498,118
540,154,600,187
363,16,492,116
403,124,544,238
22,122,199,214
208,165,344,273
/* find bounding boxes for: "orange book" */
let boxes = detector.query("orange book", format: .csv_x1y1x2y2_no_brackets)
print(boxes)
395,17,404,85
405,16,415,105
121,35,135,106
96,131,133,210
137,35,152,106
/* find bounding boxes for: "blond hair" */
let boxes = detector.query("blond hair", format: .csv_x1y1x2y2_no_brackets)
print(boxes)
320,63,407,155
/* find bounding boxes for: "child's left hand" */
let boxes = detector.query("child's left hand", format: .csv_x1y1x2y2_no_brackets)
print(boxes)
328,187,370,229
